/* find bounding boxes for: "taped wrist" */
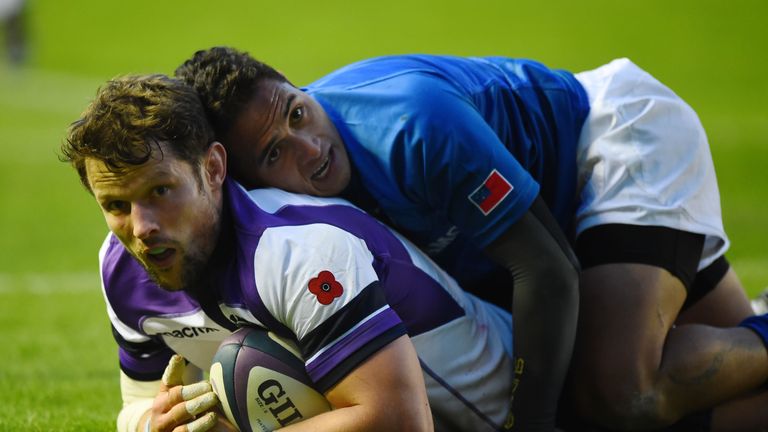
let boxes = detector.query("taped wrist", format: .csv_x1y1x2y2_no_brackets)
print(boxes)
118,371,161,432
117,398,153,432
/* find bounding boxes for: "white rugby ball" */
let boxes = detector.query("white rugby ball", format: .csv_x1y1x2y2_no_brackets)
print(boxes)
209,326,331,432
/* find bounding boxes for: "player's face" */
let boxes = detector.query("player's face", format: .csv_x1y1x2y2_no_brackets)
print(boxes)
225,79,351,196
86,142,225,291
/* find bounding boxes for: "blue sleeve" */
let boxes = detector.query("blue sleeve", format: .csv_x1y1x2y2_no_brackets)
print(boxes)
395,82,540,248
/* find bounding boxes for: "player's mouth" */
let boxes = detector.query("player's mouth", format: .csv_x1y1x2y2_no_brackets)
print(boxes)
310,152,332,181
145,247,177,268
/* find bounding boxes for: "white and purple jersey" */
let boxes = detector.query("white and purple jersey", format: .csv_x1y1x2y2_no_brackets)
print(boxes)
101,179,514,430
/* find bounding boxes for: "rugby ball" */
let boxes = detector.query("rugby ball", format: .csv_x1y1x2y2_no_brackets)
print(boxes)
209,326,331,432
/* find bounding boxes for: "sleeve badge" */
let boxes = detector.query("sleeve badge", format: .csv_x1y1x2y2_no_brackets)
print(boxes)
468,169,513,215
308,270,344,305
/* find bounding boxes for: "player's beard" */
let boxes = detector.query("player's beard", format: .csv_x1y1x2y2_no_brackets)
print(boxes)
144,197,222,292
144,238,215,292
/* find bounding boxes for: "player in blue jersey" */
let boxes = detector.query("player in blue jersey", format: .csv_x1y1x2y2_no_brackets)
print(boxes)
62,74,527,432
177,47,582,432
176,47,768,431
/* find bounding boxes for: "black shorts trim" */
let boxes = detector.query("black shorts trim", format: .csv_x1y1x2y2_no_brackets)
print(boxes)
683,255,730,310
575,224,705,289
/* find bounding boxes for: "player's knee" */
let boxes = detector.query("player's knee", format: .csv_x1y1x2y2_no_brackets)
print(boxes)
570,369,678,430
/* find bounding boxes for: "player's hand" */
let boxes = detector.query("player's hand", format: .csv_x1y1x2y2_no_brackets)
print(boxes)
147,355,220,432
205,405,239,432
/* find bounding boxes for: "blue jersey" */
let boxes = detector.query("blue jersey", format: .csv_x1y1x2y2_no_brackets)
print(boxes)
102,179,515,430
304,55,590,287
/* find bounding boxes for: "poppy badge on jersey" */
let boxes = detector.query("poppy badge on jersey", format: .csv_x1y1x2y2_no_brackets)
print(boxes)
469,169,513,215
308,270,344,305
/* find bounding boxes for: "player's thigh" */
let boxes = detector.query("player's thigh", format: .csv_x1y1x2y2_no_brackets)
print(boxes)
676,267,753,327
572,263,687,383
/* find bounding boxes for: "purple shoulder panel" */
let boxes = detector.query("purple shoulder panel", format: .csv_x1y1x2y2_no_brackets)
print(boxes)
224,181,464,338
101,235,201,334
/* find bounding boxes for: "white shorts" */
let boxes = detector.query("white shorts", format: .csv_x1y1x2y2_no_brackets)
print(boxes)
574,58,728,270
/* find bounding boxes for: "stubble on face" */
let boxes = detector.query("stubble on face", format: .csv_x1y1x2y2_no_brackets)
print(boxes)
142,231,214,292
87,147,225,293
147,180,222,292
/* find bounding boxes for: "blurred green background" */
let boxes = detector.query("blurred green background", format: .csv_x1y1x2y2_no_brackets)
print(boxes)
0,0,766,429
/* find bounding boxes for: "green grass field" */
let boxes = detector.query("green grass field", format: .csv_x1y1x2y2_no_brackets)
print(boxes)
1,0,766,429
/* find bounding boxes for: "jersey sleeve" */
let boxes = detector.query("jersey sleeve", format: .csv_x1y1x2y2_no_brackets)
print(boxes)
99,233,175,381
396,81,540,248
251,223,406,392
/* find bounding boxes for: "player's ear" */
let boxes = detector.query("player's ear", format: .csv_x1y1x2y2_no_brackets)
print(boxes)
204,141,227,187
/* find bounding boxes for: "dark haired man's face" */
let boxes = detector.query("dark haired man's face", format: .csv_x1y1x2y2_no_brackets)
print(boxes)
86,142,224,291
225,79,351,196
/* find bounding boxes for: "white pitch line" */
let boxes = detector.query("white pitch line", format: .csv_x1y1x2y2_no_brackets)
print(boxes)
0,272,100,294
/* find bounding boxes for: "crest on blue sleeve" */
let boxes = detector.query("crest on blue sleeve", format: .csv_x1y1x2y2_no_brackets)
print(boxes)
469,169,513,216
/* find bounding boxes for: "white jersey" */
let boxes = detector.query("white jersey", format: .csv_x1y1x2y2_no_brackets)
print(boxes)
101,179,514,431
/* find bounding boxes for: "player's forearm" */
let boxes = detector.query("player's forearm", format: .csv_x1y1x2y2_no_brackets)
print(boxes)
281,335,433,432
510,265,578,430
485,197,580,430
278,403,432,432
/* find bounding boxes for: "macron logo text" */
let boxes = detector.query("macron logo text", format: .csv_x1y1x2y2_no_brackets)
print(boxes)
161,326,221,339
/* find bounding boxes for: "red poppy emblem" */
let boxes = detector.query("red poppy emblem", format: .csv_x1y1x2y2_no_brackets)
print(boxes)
308,270,344,305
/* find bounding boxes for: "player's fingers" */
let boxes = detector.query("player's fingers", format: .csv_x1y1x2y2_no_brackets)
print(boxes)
171,412,217,432
182,382,212,401
185,391,219,417
161,355,186,390
166,381,213,407
161,391,219,430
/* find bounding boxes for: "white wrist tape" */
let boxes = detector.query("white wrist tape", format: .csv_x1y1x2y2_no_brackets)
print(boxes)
117,371,161,432
117,398,153,432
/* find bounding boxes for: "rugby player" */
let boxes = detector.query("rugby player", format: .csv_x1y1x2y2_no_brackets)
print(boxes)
176,47,768,430
63,74,530,432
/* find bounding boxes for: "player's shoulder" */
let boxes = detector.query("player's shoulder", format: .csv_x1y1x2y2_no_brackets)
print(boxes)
235,186,376,263
226,180,369,236
245,187,361,214
306,55,471,95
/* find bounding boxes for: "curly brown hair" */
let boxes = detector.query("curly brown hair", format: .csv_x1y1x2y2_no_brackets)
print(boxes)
174,46,288,139
61,74,215,192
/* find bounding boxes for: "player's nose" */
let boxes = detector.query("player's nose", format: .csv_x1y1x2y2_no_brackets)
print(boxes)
131,203,160,240
293,134,322,161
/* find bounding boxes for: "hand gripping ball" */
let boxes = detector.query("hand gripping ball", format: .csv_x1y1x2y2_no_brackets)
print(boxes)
209,326,331,432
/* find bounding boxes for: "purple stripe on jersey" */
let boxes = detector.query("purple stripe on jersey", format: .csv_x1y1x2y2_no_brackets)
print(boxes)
102,236,201,332
305,306,401,381
225,180,465,336
257,200,464,335
118,346,173,377
222,238,295,338
419,359,500,429
378,259,465,336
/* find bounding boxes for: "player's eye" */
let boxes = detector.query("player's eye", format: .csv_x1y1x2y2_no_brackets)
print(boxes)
267,146,281,164
289,106,304,124
106,200,129,214
153,185,170,196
